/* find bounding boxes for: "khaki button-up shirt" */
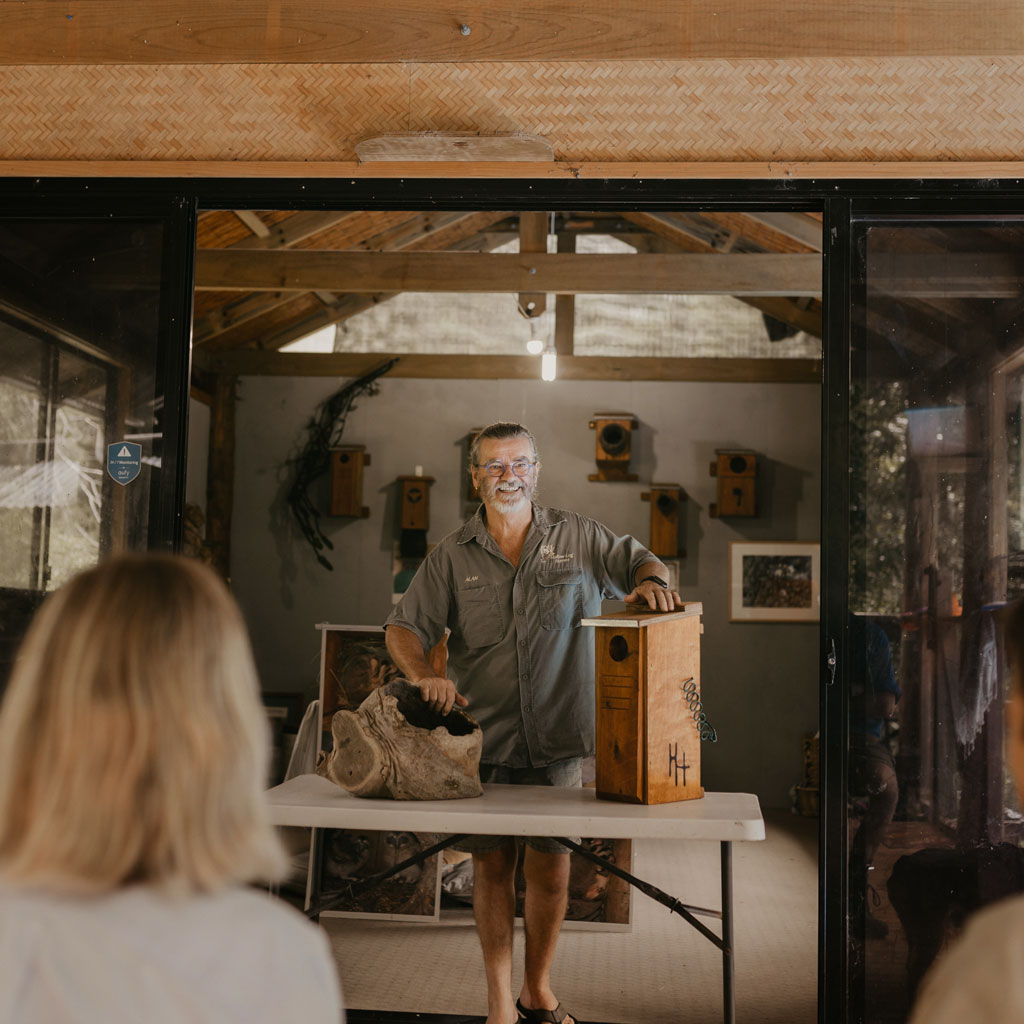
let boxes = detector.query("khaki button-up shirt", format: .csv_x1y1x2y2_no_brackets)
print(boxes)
384,503,659,767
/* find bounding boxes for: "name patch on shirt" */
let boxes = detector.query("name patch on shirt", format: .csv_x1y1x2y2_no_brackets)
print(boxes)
540,544,575,564
465,575,480,582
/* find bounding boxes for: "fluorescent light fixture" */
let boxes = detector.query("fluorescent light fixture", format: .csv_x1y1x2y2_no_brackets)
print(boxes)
541,346,557,382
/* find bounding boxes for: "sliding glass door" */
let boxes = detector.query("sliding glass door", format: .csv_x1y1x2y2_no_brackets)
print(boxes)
843,212,1024,1022
0,200,195,691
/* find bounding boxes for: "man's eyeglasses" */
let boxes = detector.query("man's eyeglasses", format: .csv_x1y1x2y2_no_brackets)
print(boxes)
476,459,537,478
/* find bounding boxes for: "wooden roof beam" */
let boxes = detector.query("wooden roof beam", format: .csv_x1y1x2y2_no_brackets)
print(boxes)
194,251,823,297
192,349,821,383
867,253,1024,297
195,211,511,346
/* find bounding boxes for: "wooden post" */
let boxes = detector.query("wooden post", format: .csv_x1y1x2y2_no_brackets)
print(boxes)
554,231,575,356
957,363,1008,846
517,211,547,318
206,373,236,581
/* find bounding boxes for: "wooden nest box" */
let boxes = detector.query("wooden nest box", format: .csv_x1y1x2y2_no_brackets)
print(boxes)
581,604,705,804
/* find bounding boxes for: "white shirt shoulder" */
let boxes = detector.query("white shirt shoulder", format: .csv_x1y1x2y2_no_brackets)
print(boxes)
0,884,343,1024
909,893,1024,1024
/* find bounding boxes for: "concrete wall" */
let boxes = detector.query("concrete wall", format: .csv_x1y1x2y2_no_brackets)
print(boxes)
223,375,820,809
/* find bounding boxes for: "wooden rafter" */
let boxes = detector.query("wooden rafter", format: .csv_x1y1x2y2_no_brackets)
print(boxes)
233,210,270,238
738,212,823,251
628,211,819,256
228,211,363,250
622,211,823,336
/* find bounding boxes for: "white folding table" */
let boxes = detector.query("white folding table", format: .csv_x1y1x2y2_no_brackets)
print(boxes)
266,773,765,1024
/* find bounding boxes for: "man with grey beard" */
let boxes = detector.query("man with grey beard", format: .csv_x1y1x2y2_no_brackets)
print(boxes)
385,421,680,1024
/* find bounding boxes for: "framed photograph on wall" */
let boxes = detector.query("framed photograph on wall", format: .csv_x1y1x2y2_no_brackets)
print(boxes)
729,542,820,622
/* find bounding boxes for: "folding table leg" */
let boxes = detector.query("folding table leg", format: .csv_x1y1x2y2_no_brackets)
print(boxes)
721,841,735,1024
307,826,324,922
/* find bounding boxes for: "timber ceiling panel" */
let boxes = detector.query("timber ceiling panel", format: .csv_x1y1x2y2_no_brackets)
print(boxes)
1,58,1021,163
2,1,1020,64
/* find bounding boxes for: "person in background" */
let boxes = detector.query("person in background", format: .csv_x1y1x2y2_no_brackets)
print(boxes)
385,421,681,1024
908,598,1024,1023
848,612,901,940
0,554,343,1024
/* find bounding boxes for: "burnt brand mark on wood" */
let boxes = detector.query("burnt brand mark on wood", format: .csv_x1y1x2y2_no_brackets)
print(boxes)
668,743,690,786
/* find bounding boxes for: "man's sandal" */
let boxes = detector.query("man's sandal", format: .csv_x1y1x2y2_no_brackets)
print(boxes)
515,998,576,1023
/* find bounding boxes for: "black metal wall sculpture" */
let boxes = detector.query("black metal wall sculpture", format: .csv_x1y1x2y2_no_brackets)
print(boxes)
286,358,398,570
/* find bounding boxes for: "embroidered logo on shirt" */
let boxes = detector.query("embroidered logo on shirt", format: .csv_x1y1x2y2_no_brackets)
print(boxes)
465,575,480,582
540,544,575,563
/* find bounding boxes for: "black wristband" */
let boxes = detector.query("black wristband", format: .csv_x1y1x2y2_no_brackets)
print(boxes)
640,575,669,589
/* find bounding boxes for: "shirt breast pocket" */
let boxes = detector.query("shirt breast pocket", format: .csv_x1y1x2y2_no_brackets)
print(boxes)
537,569,584,630
455,584,504,649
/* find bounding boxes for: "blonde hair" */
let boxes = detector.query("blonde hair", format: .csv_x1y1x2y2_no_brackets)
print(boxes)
0,554,286,895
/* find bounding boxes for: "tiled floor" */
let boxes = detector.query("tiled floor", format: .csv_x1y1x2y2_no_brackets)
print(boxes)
326,810,818,1024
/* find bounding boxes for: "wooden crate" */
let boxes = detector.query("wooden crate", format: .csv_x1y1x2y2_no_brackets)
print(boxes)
582,604,705,804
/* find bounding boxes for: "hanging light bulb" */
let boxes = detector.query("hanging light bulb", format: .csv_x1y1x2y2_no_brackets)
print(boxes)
526,336,545,356
541,342,557,382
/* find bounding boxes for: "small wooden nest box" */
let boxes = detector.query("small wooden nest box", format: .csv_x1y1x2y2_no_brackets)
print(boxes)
709,450,758,518
329,445,371,518
581,604,705,804
588,412,639,482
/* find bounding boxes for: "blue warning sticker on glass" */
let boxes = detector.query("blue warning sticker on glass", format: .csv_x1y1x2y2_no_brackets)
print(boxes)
107,441,142,486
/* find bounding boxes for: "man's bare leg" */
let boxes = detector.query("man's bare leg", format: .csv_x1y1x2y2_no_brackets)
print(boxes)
518,847,575,1023
472,843,520,1024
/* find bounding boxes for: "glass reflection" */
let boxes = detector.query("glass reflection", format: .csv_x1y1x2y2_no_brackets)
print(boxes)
0,219,166,694
850,218,1024,1023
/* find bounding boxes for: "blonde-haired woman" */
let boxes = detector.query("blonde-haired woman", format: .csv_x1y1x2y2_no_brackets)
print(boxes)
0,554,342,1023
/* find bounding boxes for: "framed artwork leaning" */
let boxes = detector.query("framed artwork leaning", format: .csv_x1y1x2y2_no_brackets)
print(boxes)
316,827,444,922
309,624,447,920
729,541,820,622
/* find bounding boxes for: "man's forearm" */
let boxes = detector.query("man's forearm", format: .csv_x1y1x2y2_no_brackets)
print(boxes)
384,624,439,683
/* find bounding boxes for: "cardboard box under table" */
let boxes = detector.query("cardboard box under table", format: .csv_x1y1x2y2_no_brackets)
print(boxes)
266,774,763,1024
583,603,705,805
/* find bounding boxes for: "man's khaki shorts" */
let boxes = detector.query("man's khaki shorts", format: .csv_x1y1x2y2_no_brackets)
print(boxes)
451,757,583,855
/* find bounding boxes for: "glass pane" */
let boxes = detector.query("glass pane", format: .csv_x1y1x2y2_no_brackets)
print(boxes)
0,218,169,692
849,217,1024,1022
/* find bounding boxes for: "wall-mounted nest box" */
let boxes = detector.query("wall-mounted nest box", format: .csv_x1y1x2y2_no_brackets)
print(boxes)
329,446,371,518
588,412,639,482
641,484,685,559
709,450,758,518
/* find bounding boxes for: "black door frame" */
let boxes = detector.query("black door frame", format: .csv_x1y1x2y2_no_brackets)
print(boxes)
6,174,1024,1023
